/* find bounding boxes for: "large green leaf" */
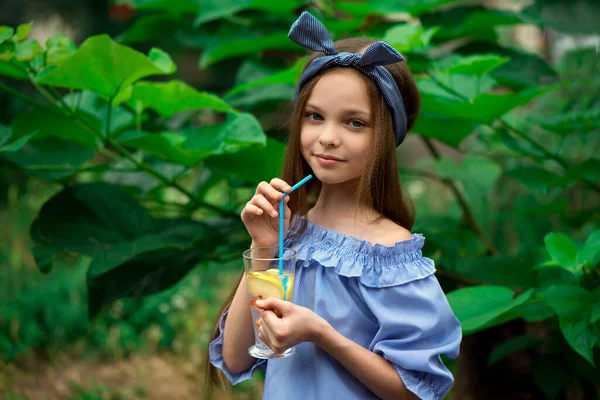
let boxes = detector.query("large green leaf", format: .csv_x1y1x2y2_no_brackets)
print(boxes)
383,24,439,54
417,73,497,101
576,230,600,269
116,112,265,166
421,85,557,124
200,32,296,68
118,15,179,44
411,112,475,148
116,0,199,14
541,285,597,366
529,108,600,136
543,232,579,272
62,91,135,137
447,285,533,334
488,334,539,365
36,35,173,99
30,183,155,254
504,166,564,192
206,137,285,183
521,0,600,34
11,107,100,147
3,138,95,180
365,0,471,17
225,58,304,98
126,80,231,117
0,58,28,79
444,54,509,77
15,39,42,62
421,6,522,43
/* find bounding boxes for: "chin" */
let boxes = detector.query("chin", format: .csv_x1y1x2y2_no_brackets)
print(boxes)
310,168,358,185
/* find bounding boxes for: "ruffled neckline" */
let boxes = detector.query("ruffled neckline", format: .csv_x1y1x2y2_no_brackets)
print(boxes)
285,216,436,287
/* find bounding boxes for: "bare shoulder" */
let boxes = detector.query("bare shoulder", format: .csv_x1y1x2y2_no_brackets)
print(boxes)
370,218,413,247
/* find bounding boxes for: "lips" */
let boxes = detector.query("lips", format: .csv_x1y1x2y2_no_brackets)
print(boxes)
314,154,344,162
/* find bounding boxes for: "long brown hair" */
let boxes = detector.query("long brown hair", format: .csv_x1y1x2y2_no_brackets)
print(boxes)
204,37,421,393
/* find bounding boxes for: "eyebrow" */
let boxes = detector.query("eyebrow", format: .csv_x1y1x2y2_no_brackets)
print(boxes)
306,103,371,119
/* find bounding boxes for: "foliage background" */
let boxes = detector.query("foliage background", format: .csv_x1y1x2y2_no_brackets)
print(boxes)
1,0,599,399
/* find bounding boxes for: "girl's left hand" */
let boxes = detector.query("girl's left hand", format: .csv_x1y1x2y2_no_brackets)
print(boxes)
255,298,327,354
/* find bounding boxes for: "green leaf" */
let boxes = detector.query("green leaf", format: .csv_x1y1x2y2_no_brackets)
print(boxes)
529,108,600,135
122,0,200,14
118,15,179,44
30,183,155,254
45,33,77,66
418,73,497,101
421,85,557,124
591,287,600,324
206,137,285,183
0,26,14,44
88,246,203,319
0,131,37,153
127,80,231,117
15,22,33,41
521,0,600,35
504,166,563,192
421,7,522,43
36,34,173,99
0,124,11,147
365,0,472,17
532,355,572,399
31,245,55,274
444,54,509,77
117,112,265,166
200,32,296,68
383,24,439,54
447,285,532,334
544,233,579,271
411,111,475,148
542,285,597,366
576,230,600,269
194,0,252,26
3,138,95,180
225,58,304,98
514,297,556,322
11,107,100,147
15,39,43,62
148,47,176,74
488,334,538,365
0,41,15,62
62,91,135,137
491,49,558,90
0,59,28,79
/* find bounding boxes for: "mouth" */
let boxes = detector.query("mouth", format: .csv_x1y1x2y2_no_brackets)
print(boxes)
314,154,344,162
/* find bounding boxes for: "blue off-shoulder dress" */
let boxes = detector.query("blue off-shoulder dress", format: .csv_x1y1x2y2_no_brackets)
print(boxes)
209,217,462,400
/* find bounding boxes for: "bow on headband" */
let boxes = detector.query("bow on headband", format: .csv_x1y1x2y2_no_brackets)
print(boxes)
289,11,408,146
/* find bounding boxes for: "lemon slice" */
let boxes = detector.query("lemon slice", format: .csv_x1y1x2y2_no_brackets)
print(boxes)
247,271,294,300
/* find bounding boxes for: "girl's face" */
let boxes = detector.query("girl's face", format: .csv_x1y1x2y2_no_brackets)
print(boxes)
300,69,373,185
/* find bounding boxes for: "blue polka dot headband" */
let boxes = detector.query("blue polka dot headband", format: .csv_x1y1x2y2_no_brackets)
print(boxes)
289,11,408,146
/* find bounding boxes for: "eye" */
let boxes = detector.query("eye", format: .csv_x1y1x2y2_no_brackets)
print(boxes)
306,112,323,121
348,120,366,128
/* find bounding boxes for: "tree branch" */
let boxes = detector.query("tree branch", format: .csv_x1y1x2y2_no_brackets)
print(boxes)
420,137,500,256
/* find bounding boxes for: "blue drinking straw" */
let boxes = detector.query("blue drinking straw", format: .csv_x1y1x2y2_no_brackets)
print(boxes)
279,174,313,299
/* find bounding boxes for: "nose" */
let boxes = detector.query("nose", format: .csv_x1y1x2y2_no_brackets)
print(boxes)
318,122,341,148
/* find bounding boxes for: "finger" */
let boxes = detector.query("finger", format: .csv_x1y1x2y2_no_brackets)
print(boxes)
269,178,293,194
251,194,278,217
241,203,264,221
256,297,293,316
258,321,277,349
257,181,285,203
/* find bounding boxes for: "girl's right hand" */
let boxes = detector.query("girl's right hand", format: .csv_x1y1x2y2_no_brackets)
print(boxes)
241,178,292,247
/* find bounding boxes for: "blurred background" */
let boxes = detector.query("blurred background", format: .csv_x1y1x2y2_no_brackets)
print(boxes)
0,0,599,399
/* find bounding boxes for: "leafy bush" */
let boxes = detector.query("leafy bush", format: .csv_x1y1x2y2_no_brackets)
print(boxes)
1,0,599,397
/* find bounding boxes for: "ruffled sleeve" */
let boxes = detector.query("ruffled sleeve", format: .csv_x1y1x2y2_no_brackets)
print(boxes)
208,307,267,385
360,275,462,399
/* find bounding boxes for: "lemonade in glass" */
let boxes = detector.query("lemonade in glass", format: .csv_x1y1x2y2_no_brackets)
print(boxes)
243,246,296,359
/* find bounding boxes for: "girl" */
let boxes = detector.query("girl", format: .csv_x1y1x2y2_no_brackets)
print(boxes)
206,12,462,400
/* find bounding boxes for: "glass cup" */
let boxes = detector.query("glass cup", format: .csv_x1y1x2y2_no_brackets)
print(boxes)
243,246,297,359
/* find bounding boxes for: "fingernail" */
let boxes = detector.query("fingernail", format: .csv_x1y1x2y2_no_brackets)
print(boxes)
271,211,278,217
256,300,264,307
